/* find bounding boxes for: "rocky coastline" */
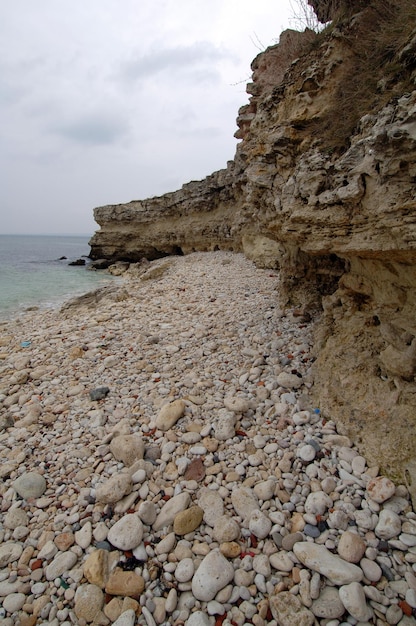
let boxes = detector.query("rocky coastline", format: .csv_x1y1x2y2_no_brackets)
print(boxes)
1,252,416,625
89,0,416,487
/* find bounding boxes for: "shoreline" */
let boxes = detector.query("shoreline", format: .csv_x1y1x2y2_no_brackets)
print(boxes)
0,233,114,322
0,251,415,625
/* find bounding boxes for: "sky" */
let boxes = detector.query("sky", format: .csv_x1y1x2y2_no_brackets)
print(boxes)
0,1,305,235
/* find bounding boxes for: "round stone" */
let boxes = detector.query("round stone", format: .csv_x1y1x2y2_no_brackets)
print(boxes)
360,557,382,582
95,473,132,504
198,488,224,526
213,516,240,543
105,571,145,598
2,593,26,613
375,509,402,540
153,492,191,531
83,549,109,588
304,491,333,516
270,591,314,625
13,472,46,499
276,372,303,389
297,444,316,462
186,611,212,626
367,476,396,503
173,506,203,535
138,501,157,525
311,587,345,619
339,582,373,622
191,550,235,601
337,531,366,563
293,542,363,585
249,509,272,539
270,551,295,572
0,542,23,568
112,610,136,626
231,486,259,522
214,409,237,441
45,551,78,581
385,604,404,625
174,558,195,582
253,480,276,501
4,508,29,529
220,541,241,558
109,434,145,466
281,532,304,551
406,589,416,608
74,584,104,622
107,514,143,550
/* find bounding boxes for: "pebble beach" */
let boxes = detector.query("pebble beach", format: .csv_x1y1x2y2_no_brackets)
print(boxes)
0,251,415,626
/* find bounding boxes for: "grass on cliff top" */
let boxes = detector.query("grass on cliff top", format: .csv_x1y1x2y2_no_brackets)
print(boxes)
311,0,416,152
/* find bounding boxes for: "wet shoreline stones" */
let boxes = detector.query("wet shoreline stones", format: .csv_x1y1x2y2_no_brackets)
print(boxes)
0,251,415,626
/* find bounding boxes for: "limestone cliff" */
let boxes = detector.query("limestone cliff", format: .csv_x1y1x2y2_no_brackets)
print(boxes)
90,0,416,490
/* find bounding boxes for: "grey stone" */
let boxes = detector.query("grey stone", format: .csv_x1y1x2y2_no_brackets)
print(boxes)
89,386,110,401
13,472,46,499
311,587,345,619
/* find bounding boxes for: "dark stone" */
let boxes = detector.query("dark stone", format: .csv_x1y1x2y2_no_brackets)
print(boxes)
304,523,321,538
89,387,110,401
144,446,161,462
378,540,389,552
89,259,112,270
308,439,321,452
68,258,86,266
317,519,328,532
272,531,284,547
379,562,395,581
94,541,112,551
0,414,14,432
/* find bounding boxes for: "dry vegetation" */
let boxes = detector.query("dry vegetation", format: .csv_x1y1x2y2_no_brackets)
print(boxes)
308,0,416,152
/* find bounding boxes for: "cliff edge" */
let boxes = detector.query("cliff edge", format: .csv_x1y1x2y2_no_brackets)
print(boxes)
90,0,416,491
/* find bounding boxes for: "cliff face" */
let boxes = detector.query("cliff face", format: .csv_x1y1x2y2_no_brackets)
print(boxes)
90,0,416,490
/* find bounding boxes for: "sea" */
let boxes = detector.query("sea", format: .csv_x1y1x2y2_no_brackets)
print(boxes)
0,234,115,319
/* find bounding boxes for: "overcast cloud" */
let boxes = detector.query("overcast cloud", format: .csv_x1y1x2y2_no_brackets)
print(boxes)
0,1,298,235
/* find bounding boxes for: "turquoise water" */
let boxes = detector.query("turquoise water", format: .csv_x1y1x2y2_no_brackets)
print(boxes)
0,234,114,318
